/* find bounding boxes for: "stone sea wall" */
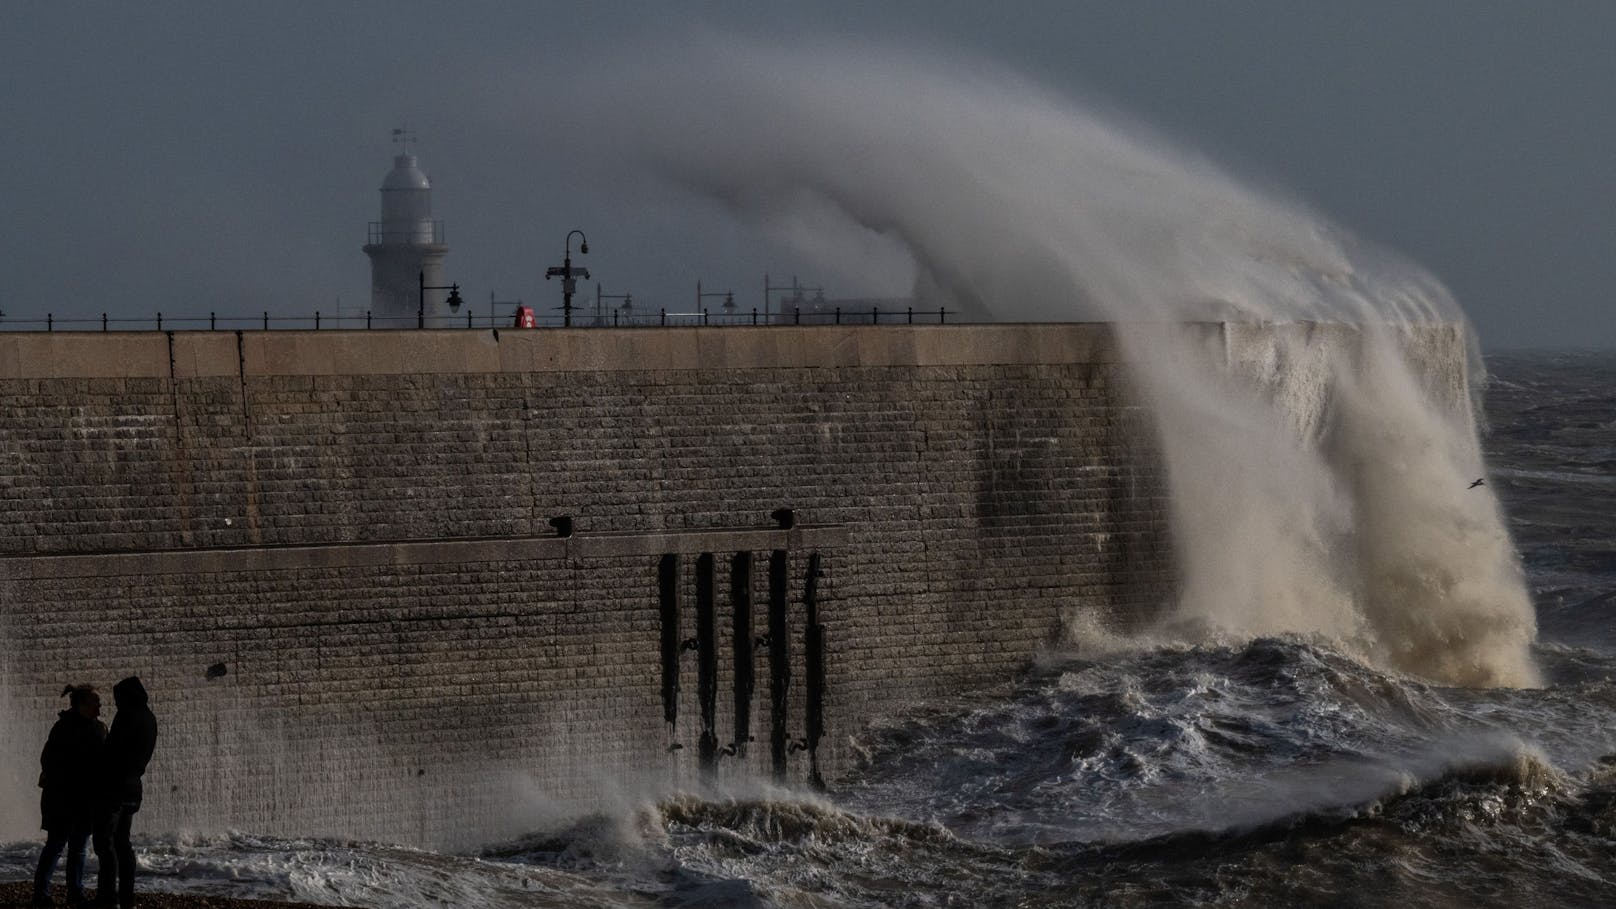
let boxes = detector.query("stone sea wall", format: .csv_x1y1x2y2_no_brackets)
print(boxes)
0,325,1172,847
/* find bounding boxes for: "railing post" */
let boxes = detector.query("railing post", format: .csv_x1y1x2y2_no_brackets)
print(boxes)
834,307,840,325
467,310,472,329
794,307,800,325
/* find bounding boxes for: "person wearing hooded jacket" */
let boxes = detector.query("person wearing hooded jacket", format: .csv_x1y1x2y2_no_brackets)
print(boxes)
32,684,106,908
94,677,157,909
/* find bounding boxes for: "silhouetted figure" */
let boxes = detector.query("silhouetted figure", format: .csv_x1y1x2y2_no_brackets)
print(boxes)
95,677,157,909
1468,478,1486,489
33,684,106,908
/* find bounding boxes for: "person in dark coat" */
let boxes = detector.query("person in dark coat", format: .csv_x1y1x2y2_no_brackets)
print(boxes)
94,676,157,909
32,684,106,908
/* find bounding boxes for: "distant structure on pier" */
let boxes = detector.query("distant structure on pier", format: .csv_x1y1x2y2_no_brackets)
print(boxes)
362,130,451,327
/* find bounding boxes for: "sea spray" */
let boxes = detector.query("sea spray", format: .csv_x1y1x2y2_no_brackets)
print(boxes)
1327,326,1539,686
587,35,1538,686
1137,321,1537,686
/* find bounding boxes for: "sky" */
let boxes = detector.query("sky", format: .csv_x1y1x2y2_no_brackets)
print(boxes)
0,1,1611,348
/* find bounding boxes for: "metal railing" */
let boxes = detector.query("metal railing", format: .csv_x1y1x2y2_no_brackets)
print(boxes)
606,305,951,327
0,306,954,332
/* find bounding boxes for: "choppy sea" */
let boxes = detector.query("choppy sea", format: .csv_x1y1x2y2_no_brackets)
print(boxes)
5,349,1616,908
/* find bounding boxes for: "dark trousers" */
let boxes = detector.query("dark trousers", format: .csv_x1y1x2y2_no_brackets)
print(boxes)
93,805,138,907
33,825,91,901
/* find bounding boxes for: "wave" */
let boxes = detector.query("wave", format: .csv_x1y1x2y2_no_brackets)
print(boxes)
582,33,1539,688
1086,736,1563,860
836,637,1580,848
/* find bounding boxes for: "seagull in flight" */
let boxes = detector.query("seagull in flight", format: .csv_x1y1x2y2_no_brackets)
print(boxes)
1468,478,1486,489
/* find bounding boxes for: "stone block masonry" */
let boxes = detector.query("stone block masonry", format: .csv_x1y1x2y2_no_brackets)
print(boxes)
0,325,1173,848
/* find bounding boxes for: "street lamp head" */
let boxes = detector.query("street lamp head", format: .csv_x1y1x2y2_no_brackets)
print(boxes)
565,229,589,256
446,285,463,312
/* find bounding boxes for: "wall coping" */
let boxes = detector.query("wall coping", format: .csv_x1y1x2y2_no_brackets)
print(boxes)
0,324,1125,379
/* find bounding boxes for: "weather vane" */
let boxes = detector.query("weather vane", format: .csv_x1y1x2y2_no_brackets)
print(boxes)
391,125,415,155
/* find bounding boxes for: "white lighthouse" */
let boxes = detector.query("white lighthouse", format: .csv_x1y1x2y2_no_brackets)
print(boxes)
362,133,452,327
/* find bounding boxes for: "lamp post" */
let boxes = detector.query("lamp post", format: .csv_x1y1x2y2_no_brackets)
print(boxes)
418,271,463,329
545,230,590,327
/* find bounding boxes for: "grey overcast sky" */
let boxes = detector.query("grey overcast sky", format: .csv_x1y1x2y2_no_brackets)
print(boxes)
1,1,1611,348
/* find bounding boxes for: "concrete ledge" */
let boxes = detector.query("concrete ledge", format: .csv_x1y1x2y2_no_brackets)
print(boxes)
0,325,1123,380
0,322,1458,382
170,332,241,378
0,332,172,379
2,526,850,580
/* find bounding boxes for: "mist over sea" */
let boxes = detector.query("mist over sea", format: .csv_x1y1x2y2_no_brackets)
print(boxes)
1,349,1611,908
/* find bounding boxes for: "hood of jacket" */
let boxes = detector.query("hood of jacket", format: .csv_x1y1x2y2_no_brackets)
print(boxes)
112,676,148,709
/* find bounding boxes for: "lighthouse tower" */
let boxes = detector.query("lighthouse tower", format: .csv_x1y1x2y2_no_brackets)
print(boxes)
362,132,451,327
